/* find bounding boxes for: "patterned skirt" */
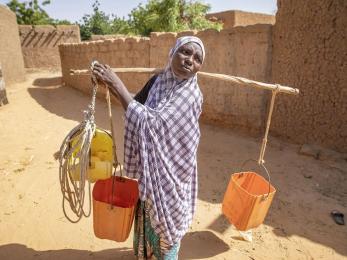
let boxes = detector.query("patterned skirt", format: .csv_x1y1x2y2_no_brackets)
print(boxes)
133,201,180,260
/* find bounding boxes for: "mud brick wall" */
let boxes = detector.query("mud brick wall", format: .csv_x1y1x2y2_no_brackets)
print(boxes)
59,37,151,98
0,5,25,84
206,10,275,29
19,25,80,68
60,25,273,133
271,0,347,152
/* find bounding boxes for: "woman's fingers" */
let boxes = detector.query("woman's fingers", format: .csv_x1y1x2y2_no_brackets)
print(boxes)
93,64,104,73
91,62,117,89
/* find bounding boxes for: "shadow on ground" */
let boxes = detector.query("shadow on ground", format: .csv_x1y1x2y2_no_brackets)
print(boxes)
0,244,133,260
180,231,229,259
33,77,62,87
28,76,125,151
0,231,228,260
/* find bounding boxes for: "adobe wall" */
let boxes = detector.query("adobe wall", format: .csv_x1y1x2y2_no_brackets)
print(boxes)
271,0,347,152
91,35,125,41
60,25,273,133
206,10,275,29
19,25,80,68
59,37,151,98
0,5,25,84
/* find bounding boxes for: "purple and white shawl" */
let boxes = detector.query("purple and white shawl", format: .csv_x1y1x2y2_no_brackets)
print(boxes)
124,36,205,246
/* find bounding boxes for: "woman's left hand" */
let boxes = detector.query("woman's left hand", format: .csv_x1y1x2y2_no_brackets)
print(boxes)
91,62,118,89
91,61,133,110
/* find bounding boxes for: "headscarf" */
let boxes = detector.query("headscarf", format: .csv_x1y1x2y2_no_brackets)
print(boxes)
124,36,205,248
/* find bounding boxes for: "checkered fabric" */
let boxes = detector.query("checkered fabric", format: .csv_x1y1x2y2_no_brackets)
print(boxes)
124,36,205,246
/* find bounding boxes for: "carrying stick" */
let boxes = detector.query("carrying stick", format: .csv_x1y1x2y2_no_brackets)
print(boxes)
69,68,299,96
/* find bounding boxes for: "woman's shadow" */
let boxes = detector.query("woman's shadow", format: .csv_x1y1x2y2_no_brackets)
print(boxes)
0,231,229,260
0,244,133,260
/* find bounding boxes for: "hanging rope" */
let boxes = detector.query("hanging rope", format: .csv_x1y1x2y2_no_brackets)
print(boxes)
258,85,280,165
105,86,121,172
58,74,98,223
254,85,280,198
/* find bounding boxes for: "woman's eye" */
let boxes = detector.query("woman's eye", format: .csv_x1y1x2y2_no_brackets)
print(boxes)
195,56,202,64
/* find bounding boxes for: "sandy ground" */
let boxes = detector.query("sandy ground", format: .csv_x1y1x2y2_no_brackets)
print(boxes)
0,70,346,260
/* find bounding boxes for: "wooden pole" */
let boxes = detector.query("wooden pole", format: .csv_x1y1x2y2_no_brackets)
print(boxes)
69,68,299,95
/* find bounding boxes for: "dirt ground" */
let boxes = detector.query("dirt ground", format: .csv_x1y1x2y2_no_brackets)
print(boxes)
0,70,346,260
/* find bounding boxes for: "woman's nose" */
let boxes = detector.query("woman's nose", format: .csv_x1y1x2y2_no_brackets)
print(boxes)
185,56,193,66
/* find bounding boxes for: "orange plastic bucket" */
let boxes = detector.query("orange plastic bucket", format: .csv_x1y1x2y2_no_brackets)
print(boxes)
222,171,276,231
92,175,139,242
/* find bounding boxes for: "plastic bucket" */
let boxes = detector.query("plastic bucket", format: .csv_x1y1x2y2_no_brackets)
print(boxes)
92,176,139,242
222,171,276,231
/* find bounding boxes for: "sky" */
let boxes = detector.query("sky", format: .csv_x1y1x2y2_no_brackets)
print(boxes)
0,0,277,23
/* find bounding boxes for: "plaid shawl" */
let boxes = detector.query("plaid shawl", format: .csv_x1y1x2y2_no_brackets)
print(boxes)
124,36,205,246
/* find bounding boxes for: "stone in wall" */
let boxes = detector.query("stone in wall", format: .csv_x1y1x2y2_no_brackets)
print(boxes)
0,5,25,84
271,0,347,152
19,25,80,68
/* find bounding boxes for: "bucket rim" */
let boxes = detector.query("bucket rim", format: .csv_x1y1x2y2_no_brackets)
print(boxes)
230,171,276,198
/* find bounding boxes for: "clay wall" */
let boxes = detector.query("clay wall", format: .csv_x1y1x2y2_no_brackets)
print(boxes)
206,10,275,29
19,25,80,68
0,5,25,84
91,35,125,41
59,37,151,98
60,25,273,132
271,0,347,152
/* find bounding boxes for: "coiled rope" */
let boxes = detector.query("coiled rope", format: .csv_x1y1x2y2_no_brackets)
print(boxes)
58,73,98,223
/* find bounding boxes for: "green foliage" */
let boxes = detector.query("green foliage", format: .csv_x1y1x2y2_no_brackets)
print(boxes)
79,0,222,40
79,0,116,40
51,19,72,26
129,0,181,35
7,0,222,40
6,0,71,25
129,0,222,35
7,0,51,24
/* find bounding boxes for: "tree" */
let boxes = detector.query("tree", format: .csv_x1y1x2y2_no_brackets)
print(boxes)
79,0,119,40
6,0,71,25
7,0,51,25
79,0,222,40
129,0,222,35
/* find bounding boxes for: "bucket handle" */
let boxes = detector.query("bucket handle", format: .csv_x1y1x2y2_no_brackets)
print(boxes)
237,88,279,201
109,162,123,209
239,159,272,200
105,83,126,208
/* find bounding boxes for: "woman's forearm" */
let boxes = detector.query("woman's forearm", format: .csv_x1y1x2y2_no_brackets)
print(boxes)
108,74,133,110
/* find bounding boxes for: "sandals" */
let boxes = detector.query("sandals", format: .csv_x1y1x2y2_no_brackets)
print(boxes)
331,210,345,225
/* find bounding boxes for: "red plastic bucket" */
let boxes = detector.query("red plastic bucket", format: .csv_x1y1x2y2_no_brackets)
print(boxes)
92,176,139,242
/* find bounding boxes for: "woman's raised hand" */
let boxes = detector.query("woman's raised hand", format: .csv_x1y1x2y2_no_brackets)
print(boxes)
90,61,133,110
91,61,118,89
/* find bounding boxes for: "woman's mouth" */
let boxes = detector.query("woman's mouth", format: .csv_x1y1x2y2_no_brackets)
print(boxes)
182,65,191,72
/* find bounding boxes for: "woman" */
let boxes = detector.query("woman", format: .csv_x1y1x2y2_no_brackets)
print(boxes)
92,36,205,259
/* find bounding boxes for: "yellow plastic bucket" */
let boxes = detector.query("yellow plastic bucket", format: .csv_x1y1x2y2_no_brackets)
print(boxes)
69,128,113,183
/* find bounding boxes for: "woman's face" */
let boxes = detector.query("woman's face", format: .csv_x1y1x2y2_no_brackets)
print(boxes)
171,42,203,80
